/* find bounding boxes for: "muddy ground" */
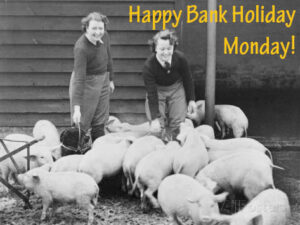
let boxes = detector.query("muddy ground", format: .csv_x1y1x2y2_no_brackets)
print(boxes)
0,128,299,224
0,180,299,225
1,170,300,225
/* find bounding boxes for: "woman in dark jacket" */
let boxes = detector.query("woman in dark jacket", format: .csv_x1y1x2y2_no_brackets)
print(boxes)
143,29,197,140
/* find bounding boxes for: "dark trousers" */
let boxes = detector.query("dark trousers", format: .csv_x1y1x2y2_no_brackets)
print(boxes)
70,72,109,141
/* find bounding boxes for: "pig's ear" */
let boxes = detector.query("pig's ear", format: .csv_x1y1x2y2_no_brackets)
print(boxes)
106,119,115,126
249,213,263,225
30,172,40,183
213,192,229,203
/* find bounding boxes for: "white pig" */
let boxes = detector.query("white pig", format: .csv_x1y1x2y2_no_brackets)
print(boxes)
33,120,61,160
0,133,54,183
199,135,273,163
105,118,161,138
211,189,291,225
187,100,248,138
195,125,215,139
158,174,228,225
79,138,132,184
50,155,84,172
195,151,276,200
215,104,248,138
17,165,98,225
173,129,209,177
130,141,180,210
122,135,164,192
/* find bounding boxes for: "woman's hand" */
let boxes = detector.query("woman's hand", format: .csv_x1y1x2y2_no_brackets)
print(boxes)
187,100,197,115
110,81,115,93
149,118,161,133
73,105,81,125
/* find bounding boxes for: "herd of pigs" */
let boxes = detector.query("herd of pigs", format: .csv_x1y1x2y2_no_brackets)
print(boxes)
0,100,291,225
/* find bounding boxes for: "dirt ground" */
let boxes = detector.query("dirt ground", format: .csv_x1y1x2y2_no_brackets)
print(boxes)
0,128,299,224
0,181,299,225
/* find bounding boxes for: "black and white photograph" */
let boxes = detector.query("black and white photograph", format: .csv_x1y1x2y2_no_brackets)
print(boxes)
0,0,299,224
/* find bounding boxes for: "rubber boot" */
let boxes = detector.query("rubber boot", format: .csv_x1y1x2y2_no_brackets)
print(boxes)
91,124,105,142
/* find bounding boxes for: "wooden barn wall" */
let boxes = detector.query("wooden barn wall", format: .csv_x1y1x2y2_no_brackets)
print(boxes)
0,0,177,127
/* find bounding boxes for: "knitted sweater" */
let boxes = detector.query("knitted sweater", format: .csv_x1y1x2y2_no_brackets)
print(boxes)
72,31,113,106
142,50,195,119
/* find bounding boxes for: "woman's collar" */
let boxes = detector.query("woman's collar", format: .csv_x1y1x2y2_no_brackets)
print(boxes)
84,34,103,46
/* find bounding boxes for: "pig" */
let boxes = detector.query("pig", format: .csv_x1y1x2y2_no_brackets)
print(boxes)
130,141,180,210
195,151,277,200
195,125,215,139
173,129,209,177
105,118,161,138
187,100,248,138
158,174,228,225
183,118,194,128
105,115,123,133
79,138,132,184
199,135,273,163
211,189,291,225
214,104,248,138
50,155,84,172
92,133,136,147
33,120,61,160
122,135,164,193
0,133,54,184
17,165,98,225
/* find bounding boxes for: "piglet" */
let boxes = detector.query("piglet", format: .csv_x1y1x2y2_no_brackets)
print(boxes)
50,154,83,172
173,129,209,177
33,120,61,160
195,151,277,200
122,135,164,193
130,141,179,210
158,174,228,225
0,133,54,184
211,189,290,225
17,165,99,225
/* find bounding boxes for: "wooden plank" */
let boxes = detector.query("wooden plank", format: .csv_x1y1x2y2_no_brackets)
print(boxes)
0,112,147,127
0,59,145,72
0,86,146,100
0,45,150,59
0,16,167,31
0,2,174,16
0,99,145,113
0,73,144,86
0,30,156,45
0,113,71,127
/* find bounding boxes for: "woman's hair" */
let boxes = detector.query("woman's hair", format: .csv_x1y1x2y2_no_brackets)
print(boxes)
148,29,178,52
81,12,109,32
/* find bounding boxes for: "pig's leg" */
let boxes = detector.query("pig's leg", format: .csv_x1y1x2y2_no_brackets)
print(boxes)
77,197,95,225
87,203,95,225
1,165,10,182
121,172,127,193
41,196,52,221
220,123,226,139
232,126,244,138
144,187,159,208
168,214,183,225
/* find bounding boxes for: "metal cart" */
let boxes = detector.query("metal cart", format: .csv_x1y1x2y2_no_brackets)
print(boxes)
0,136,44,209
